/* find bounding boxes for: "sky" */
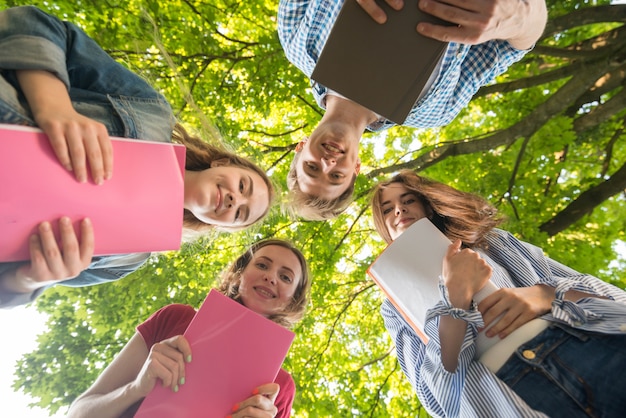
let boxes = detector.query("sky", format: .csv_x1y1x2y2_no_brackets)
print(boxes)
0,306,66,418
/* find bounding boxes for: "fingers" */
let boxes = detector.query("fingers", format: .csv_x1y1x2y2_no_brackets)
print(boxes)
148,336,192,392
356,0,404,24
43,117,113,184
230,383,280,418
445,239,463,258
26,217,94,284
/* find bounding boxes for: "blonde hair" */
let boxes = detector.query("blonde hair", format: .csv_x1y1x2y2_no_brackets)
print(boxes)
216,239,311,329
287,150,355,221
172,123,276,236
370,170,503,246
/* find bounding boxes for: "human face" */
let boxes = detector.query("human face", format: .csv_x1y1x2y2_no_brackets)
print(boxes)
238,245,303,318
294,126,361,200
184,163,270,228
380,183,429,241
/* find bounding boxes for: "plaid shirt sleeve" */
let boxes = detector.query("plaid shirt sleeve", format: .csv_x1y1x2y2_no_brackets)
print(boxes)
278,0,531,132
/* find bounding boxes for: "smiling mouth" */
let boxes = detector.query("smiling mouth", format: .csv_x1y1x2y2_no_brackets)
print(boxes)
396,217,415,227
255,286,276,299
215,186,222,213
322,142,343,155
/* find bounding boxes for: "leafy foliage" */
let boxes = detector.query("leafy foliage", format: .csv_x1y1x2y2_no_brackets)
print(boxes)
3,0,625,416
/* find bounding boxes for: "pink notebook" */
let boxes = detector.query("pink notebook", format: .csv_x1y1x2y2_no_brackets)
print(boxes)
134,289,296,418
0,124,186,262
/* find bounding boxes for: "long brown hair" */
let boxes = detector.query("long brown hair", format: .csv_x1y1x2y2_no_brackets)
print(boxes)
216,239,311,329
370,170,503,246
172,123,276,236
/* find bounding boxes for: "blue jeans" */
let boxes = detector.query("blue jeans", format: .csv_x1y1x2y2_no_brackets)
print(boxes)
0,5,175,141
496,324,626,417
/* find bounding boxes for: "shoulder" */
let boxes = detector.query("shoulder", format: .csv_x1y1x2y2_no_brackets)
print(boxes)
274,368,296,418
275,368,296,394
137,304,197,346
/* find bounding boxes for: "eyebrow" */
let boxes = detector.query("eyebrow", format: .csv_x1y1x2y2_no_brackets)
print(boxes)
257,256,295,277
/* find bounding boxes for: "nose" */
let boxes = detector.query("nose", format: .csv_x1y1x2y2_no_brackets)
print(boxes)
263,272,277,285
395,203,406,216
225,193,236,208
321,157,336,173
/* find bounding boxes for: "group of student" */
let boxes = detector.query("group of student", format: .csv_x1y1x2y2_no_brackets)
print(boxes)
2,1,626,417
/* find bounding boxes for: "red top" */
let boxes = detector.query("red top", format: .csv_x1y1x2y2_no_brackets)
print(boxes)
120,303,295,417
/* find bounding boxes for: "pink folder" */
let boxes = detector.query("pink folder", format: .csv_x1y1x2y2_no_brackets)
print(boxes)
134,289,296,418
0,124,186,262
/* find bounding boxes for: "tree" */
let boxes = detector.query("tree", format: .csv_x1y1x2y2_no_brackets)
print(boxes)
4,0,625,416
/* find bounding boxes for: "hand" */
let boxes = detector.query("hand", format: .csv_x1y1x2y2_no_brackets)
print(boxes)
229,383,280,418
35,109,113,185
4,217,95,293
132,335,193,396
16,70,113,184
478,284,554,338
356,0,404,24
415,0,548,49
442,240,492,308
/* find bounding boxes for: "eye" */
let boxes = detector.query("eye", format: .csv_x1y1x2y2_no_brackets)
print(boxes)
382,206,393,215
239,179,245,193
403,197,416,205
330,172,345,180
305,162,318,172
255,262,268,270
280,274,293,283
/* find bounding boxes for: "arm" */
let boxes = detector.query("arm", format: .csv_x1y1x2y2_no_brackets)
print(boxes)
16,70,112,184
439,240,492,371
68,334,192,418
484,229,626,332
358,0,548,50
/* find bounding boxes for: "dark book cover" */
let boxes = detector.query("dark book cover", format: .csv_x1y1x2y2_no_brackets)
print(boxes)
311,0,451,125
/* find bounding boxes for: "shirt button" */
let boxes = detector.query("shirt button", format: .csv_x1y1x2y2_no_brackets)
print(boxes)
522,350,536,360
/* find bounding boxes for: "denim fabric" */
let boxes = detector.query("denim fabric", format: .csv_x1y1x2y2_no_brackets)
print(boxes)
0,5,176,142
0,6,176,307
496,324,626,417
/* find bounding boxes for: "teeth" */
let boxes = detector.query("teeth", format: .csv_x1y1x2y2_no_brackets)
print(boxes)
257,288,274,298
324,144,342,153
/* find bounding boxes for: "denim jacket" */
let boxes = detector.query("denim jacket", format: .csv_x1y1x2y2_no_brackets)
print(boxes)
0,6,176,308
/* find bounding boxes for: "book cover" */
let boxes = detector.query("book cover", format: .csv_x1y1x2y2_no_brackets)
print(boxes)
134,289,295,418
0,124,185,262
311,0,451,125
367,218,451,343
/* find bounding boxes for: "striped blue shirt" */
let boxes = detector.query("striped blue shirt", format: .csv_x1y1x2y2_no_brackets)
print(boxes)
381,229,626,417
277,0,530,131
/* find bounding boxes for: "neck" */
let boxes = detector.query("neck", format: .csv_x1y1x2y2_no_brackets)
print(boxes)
324,94,379,135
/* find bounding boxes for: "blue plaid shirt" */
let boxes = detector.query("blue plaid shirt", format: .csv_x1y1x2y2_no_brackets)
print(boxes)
381,229,626,417
278,0,529,131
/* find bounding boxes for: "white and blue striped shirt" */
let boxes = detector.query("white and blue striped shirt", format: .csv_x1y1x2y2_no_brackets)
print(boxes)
381,229,626,417
277,0,530,131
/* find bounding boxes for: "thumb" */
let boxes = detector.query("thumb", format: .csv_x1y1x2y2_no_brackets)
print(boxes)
446,239,462,258
254,382,280,402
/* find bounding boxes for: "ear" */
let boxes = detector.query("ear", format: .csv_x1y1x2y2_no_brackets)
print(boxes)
210,157,230,168
295,140,307,153
354,159,361,175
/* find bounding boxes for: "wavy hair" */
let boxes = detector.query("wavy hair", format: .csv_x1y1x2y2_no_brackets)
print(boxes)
370,170,503,247
216,239,311,328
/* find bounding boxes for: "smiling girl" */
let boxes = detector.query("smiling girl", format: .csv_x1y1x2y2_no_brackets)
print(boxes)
67,239,310,418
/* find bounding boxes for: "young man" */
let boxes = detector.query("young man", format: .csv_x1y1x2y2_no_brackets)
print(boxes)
278,0,548,220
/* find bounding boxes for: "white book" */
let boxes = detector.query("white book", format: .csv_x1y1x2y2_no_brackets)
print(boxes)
368,218,500,348
367,218,452,344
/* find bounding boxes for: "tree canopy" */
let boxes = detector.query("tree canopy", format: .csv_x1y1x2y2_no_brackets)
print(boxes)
3,0,625,416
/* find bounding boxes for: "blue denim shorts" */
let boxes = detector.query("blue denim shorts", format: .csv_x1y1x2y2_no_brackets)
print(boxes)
496,323,626,417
